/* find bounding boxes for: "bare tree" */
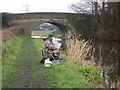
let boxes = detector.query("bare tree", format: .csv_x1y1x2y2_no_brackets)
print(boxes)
69,0,120,40
70,2,93,14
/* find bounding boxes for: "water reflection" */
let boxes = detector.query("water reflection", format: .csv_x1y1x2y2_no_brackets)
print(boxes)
94,41,120,87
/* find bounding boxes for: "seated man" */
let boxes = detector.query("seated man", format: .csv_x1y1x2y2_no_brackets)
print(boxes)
44,34,56,50
40,34,59,63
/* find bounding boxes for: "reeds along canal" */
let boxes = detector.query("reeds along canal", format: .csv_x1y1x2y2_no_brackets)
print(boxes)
94,40,120,88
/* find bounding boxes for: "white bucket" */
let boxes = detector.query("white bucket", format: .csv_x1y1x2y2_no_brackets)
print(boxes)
44,58,52,67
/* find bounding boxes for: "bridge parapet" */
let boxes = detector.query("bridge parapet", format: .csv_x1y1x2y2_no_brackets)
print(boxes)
11,12,71,20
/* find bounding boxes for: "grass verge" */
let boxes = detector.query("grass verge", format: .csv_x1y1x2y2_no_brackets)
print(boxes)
47,34,103,88
48,56,103,88
2,34,103,88
30,38,51,87
32,30,62,38
32,30,53,36
2,36,50,88
2,35,27,87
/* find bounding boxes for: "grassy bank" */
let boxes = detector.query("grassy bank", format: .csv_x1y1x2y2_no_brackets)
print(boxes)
31,38,99,88
2,35,50,88
48,56,103,88
2,36,26,87
47,34,103,88
30,38,51,88
2,35,103,88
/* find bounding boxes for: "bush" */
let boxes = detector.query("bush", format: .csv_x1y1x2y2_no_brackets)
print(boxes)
79,66,103,86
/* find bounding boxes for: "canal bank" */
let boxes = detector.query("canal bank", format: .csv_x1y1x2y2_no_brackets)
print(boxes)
2,35,103,88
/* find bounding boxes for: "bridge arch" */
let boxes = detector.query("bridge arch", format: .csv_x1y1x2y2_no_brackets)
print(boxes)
10,18,75,47
32,21,70,47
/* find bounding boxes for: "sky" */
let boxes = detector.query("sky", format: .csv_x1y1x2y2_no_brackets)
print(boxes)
0,0,80,13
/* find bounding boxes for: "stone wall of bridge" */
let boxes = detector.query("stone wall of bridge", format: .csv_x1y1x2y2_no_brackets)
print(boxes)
2,12,78,48
10,12,71,21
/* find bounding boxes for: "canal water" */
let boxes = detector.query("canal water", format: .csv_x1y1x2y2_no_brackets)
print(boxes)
94,41,120,87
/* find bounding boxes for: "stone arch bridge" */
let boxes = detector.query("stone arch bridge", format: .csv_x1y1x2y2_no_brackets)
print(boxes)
6,12,79,47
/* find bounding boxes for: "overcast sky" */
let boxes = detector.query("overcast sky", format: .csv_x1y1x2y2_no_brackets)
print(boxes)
0,0,80,13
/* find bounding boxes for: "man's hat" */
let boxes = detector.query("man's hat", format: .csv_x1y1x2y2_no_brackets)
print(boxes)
48,34,54,37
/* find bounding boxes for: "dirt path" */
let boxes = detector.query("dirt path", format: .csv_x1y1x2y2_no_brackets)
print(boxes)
8,38,50,88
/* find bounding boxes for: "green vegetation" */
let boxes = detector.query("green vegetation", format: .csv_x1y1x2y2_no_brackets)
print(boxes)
32,30,54,36
30,38,50,88
32,30,62,38
54,34,62,38
2,36,25,87
29,38,103,88
48,58,103,88
2,35,49,88
2,35,103,88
